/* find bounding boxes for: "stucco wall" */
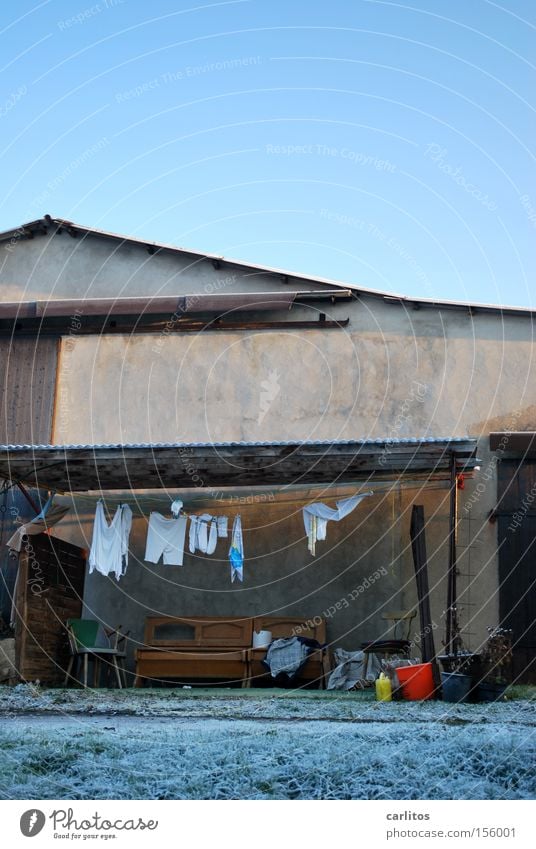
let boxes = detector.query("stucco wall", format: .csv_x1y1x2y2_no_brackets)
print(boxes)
0,231,329,301
47,293,536,664
5,231,534,667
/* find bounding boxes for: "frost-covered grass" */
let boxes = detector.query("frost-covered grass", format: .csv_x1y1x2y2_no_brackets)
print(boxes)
1,683,535,720
0,685,535,800
1,715,535,800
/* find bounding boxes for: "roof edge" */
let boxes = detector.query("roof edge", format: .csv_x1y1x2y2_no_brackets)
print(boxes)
1,216,534,317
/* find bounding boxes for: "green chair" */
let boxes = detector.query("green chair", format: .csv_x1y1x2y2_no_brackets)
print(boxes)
64,618,127,688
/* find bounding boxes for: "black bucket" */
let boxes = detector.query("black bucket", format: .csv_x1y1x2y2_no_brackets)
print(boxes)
441,671,472,703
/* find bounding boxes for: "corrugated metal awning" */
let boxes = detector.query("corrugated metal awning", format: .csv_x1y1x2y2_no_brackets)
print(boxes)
0,291,305,319
0,438,479,492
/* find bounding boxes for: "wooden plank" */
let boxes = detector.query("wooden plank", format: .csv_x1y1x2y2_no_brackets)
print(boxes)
410,505,440,690
0,337,58,443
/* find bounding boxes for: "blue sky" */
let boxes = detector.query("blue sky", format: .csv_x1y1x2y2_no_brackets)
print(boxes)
1,0,535,306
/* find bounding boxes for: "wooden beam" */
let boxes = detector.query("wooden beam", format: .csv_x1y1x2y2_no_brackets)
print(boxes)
410,504,440,691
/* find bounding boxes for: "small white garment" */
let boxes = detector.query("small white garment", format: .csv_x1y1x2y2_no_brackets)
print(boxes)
189,514,227,554
145,512,187,566
89,500,133,581
170,499,183,517
303,491,373,555
217,516,228,538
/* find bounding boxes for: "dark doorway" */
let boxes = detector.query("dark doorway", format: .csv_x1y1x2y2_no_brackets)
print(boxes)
14,533,86,685
497,460,536,683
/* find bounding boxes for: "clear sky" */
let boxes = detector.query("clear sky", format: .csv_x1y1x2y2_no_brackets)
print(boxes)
1,0,535,306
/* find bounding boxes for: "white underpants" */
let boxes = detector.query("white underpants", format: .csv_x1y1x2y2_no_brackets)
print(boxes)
145,512,187,566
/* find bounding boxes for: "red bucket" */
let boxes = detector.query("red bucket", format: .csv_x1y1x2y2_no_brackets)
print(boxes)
395,662,435,700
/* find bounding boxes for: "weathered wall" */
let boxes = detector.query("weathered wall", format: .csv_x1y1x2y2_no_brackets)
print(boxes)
46,292,536,664
4,231,535,666
0,231,329,301
51,301,536,446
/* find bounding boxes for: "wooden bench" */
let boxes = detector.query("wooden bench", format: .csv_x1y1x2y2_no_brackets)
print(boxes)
247,616,329,689
134,615,329,688
134,616,252,687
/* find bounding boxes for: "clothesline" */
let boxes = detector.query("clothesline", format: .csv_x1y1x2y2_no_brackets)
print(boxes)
50,479,451,514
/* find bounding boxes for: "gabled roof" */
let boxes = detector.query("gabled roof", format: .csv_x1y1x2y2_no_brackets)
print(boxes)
1,215,534,317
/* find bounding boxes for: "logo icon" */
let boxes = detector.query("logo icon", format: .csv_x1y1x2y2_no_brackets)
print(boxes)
20,810,46,837
258,369,281,424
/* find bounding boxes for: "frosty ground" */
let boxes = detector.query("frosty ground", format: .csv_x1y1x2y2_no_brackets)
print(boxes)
0,685,534,800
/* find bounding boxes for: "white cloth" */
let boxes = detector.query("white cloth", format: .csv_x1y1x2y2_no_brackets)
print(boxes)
303,491,373,555
170,499,183,517
89,501,132,581
189,514,224,554
145,512,187,566
6,504,70,552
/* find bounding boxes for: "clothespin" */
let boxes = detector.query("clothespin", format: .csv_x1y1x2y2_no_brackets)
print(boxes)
171,499,184,517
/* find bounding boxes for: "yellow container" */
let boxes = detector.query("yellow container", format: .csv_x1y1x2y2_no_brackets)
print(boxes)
375,672,392,701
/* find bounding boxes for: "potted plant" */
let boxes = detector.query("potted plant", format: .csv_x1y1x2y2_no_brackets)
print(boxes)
438,651,479,702
477,626,513,701
437,611,481,702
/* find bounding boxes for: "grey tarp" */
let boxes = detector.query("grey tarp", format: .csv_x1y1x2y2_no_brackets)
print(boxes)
327,648,381,690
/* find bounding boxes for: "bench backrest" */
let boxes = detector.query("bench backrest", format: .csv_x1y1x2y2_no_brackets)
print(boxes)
143,616,252,648
252,616,326,644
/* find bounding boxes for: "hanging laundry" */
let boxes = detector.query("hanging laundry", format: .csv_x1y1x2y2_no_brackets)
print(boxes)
229,515,244,582
145,512,188,566
302,491,373,556
189,514,228,554
170,499,183,517
216,516,228,538
89,500,133,581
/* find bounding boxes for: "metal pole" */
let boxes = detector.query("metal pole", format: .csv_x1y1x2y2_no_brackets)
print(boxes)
16,482,39,515
446,455,459,654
